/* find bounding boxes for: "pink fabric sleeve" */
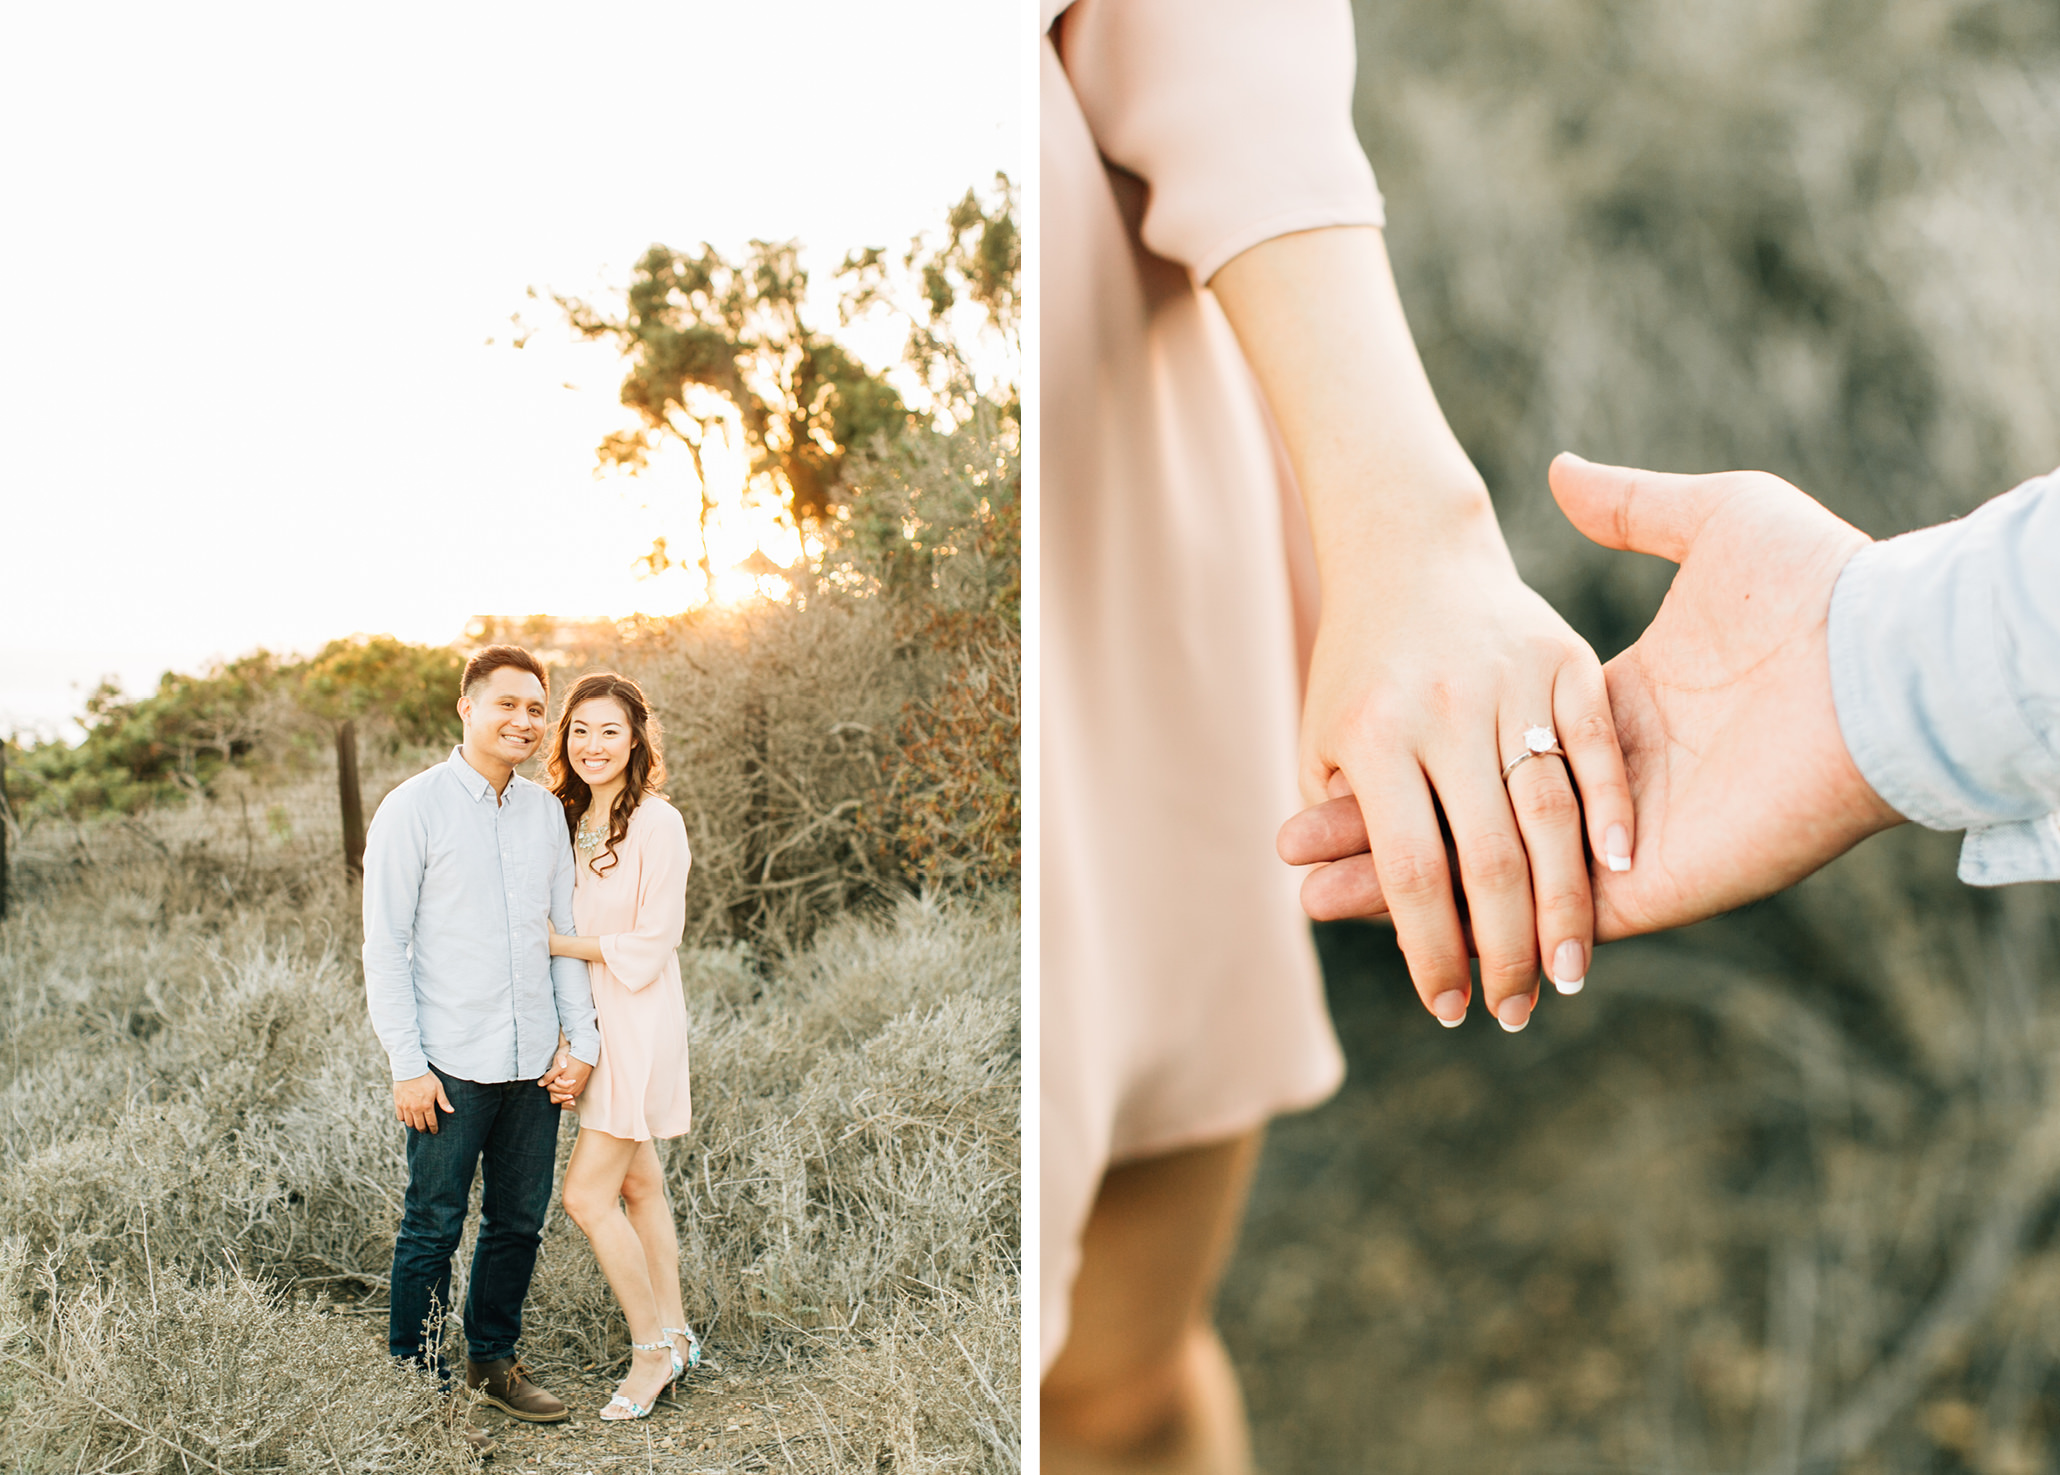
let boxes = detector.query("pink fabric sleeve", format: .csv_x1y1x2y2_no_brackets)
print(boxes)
596,802,691,992
1054,0,1385,283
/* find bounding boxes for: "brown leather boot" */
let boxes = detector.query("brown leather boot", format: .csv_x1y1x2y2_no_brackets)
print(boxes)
466,1357,568,1423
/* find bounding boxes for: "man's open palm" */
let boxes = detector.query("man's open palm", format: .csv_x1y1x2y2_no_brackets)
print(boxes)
1549,454,1902,939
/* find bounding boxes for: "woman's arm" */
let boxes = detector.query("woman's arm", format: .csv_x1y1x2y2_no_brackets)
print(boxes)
1212,226,1635,1030
547,922,603,965
589,807,691,993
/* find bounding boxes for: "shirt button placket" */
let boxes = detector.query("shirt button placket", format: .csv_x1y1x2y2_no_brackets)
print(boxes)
497,801,520,1078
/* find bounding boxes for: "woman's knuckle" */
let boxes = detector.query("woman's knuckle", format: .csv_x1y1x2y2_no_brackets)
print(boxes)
1480,947,1539,991
1521,777,1582,828
1464,832,1528,889
1381,843,1447,899
1538,878,1591,920
1555,712,1609,754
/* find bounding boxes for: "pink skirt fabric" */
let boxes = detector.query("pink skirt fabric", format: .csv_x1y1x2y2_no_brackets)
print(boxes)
1040,16,1357,1371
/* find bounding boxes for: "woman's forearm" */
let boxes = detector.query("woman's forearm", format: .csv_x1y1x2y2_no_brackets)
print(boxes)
1208,226,1507,592
1207,222,1636,1032
549,933,605,964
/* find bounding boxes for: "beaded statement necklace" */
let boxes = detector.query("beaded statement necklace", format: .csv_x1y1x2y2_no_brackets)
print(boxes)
575,818,609,857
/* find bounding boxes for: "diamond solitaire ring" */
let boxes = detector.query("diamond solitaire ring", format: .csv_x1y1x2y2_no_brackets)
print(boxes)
1500,725,1567,783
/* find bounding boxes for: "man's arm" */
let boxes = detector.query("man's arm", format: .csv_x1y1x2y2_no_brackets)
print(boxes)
1829,470,2060,883
361,789,455,1133
362,791,431,1081
540,826,599,1099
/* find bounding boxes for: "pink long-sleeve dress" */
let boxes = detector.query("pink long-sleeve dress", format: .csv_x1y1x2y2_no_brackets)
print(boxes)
1042,0,1387,1370
572,795,693,1141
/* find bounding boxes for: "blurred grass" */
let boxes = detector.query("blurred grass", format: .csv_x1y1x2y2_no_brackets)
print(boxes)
1229,845,2060,1472
1218,0,2060,1471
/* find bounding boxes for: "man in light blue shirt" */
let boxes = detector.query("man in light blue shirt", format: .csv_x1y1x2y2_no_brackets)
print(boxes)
1283,455,2059,952
363,643,599,1425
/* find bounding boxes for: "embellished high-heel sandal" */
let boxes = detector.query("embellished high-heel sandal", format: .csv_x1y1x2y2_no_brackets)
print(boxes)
662,1324,703,1375
599,1340,676,1421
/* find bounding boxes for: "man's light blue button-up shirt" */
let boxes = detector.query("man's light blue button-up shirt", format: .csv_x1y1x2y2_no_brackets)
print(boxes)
362,748,600,1083
1830,467,2060,885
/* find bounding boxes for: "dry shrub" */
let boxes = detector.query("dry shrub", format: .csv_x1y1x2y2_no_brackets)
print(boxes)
783,1272,1021,1473
598,599,910,949
571,599,1020,949
872,611,1021,894
0,1241,472,1474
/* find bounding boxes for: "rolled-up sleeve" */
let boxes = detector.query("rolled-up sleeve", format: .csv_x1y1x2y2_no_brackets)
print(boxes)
1829,469,2060,885
597,807,691,993
1055,0,1385,283
548,831,600,1065
362,791,430,1082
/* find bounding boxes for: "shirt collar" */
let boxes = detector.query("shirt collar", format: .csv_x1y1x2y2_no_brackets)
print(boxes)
446,746,502,803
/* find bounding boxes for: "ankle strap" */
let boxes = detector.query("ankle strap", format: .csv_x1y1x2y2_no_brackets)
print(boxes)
630,1339,670,1351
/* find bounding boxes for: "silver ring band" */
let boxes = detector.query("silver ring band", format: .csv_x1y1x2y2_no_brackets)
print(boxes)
1500,747,1568,782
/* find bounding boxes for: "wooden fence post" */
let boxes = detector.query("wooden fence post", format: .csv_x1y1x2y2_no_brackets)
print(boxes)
337,720,366,885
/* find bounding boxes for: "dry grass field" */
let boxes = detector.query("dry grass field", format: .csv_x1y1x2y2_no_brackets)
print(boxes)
0,759,1018,1473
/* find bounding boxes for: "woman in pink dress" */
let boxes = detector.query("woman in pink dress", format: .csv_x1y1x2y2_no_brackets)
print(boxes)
1043,1,1636,1469
541,671,699,1421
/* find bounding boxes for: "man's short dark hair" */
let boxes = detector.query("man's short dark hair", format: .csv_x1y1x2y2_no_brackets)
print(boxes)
461,645,549,700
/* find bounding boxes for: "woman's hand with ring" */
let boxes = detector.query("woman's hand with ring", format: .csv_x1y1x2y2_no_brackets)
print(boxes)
1291,527,1635,1030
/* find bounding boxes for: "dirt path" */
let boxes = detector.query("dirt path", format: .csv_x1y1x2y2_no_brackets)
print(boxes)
473,1360,838,1473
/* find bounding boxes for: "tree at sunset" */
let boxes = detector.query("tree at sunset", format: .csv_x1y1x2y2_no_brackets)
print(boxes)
554,175,1018,584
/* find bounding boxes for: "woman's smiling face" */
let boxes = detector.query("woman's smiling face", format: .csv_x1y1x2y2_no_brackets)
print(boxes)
567,696,635,790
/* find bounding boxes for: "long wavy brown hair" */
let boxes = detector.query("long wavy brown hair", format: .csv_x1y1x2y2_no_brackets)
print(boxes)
545,672,666,876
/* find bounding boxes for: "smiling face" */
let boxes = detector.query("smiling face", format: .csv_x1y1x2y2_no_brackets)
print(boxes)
457,665,548,778
565,695,635,792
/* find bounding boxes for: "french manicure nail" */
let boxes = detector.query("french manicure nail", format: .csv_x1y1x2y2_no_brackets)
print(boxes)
1433,990,1467,1027
1552,941,1586,995
1605,823,1632,873
1496,996,1531,1033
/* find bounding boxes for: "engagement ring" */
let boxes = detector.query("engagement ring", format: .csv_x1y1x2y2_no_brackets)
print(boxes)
1500,725,1567,783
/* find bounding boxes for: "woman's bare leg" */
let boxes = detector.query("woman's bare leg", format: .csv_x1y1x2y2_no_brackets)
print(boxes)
618,1140,688,1344
1041,1131,1263,1475
561,1128,674,1411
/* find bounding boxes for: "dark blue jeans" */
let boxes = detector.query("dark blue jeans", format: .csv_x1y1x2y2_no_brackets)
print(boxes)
388,1065,561,1374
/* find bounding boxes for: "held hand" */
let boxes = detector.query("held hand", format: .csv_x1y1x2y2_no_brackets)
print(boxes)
1300,523,1634,1029
1546,455,1903,938
538,1051,593,1109
1279,457,1906,946
393,1072,455,1134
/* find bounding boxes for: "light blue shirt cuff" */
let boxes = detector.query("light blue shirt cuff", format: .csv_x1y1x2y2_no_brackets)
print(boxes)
1828,470,2060,886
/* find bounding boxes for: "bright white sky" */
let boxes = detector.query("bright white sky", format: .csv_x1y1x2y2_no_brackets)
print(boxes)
0,1,1022,739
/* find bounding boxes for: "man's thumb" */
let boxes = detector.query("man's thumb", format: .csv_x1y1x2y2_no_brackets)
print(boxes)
1549,452,1728,564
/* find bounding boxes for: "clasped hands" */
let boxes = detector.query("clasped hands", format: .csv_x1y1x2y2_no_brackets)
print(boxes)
391,1050,591,1133
1279,453,1905,1029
